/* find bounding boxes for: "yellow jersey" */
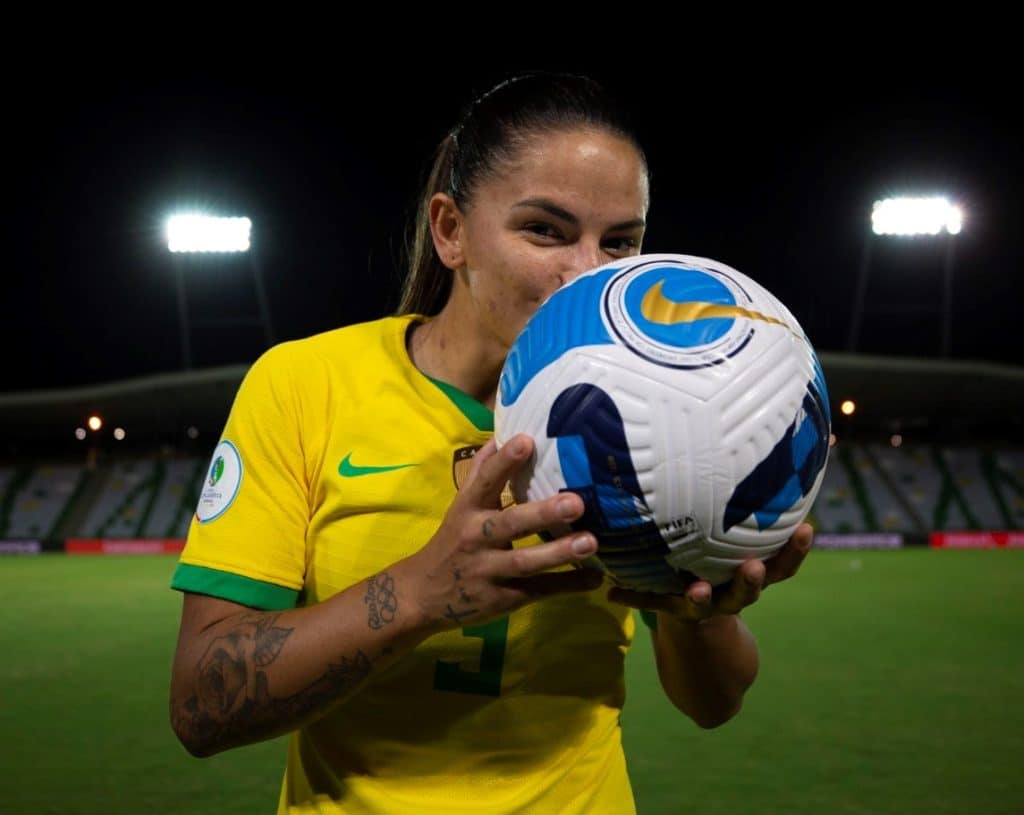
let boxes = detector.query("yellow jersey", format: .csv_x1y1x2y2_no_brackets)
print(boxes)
172,315,637,814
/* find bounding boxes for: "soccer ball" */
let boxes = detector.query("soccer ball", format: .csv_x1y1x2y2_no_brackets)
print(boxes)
494,254,831,592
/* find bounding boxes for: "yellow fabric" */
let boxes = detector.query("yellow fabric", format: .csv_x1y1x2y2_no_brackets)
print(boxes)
175,315,637,814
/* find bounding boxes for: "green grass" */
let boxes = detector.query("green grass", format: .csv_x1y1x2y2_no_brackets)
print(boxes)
1,550,1022,814
623,549,1024,814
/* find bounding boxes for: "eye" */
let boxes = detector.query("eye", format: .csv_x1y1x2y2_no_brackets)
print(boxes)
523,222,564,240
603,236,641,255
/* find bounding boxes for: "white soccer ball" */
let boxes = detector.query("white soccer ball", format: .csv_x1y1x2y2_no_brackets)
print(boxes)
494,254,831,592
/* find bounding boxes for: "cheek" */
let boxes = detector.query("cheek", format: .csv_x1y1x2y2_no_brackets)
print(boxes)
505,248,566,302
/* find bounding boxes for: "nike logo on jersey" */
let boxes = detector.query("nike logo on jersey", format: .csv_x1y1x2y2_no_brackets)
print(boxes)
338,453,418,478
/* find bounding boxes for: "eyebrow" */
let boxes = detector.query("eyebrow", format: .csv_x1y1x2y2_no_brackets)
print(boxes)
513,197,646,231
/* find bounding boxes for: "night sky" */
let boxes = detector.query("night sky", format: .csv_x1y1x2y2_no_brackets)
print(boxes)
5,43,1021,393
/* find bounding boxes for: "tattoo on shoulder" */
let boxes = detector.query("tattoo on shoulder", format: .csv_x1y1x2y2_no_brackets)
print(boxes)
365,572,397,630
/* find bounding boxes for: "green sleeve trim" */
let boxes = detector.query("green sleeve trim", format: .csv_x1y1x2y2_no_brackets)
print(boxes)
424,374,494,432
639,609,659,632
171,563,299,610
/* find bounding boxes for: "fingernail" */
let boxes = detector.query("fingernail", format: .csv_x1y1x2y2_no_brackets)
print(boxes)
510,438,526,456
572,535,596,556
558,496,579,519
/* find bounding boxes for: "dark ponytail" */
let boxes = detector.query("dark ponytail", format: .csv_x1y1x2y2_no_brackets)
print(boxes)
398,72,647,316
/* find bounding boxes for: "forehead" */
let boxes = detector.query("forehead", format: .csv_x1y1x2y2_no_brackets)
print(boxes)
478,127,649,215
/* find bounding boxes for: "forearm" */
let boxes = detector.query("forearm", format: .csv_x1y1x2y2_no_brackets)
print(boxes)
652,612,759,729
170,566,432,757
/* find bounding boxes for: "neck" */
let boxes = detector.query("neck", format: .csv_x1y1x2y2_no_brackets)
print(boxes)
407,302,506,410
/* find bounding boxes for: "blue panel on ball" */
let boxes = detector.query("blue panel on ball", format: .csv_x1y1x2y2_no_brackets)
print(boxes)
499,266,621,408
556,434,592,488
810,349,831,424
547,382,688,592
593,484,648,530
753,474,802,530
792,403,822,472
723,387,832,532
548,383,647,525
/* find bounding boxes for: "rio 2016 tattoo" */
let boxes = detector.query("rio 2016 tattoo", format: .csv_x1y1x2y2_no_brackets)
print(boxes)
174,612,372,753
365,572,397,630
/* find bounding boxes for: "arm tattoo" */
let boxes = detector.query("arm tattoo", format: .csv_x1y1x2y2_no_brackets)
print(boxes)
174,612,373,753
365,572,397,630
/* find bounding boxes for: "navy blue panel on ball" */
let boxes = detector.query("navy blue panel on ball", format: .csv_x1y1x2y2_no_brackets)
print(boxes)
723,387,831,532
547,383,687,592
810,350,831,424
548,383,648,528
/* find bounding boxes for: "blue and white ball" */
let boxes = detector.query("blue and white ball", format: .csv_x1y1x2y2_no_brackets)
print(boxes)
495,254,831,592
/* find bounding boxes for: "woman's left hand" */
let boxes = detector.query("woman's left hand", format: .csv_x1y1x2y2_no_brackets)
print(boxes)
607,522,814,621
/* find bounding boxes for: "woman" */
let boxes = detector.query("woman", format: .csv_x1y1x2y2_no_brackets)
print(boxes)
169,72,812,814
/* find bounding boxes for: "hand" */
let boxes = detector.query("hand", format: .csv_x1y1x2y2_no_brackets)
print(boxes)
406,434,603,633
608,523,814,622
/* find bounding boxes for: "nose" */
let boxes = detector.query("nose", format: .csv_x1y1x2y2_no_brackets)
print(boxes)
562,240,606,284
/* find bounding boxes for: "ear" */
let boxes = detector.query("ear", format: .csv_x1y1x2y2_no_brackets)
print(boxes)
428,192,465,270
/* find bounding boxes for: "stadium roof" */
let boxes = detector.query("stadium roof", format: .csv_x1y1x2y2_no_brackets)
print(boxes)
0,353,1022,453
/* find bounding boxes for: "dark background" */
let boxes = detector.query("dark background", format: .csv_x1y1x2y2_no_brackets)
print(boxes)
5,39,1019,392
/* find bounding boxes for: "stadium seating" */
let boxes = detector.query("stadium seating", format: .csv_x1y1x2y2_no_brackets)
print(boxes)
1,445,1021,540
1,465,84,539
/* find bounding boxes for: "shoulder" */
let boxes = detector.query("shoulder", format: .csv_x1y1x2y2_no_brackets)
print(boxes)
265,315,416,366
236,315,422,413
248,315,418,381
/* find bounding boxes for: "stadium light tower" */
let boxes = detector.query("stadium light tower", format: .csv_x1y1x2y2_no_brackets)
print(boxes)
165,213,275,369
847,196,963,357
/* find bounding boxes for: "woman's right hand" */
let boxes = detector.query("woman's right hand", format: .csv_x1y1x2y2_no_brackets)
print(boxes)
405,433,603,634
170,433,601,758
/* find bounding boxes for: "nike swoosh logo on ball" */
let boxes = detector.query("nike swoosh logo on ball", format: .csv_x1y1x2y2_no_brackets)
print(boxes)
640,279,788,327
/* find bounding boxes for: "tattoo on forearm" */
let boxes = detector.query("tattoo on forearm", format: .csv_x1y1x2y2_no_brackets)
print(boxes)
174,612,373,752
365,572,397,630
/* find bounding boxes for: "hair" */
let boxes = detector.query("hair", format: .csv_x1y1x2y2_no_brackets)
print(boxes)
397,72,648,316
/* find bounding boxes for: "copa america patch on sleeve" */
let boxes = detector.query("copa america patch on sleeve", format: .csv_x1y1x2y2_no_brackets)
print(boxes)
196,440,243,523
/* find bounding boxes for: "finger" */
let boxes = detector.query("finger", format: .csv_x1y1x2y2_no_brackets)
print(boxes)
763,523,813,587
502,566,605,599
462,434,533,508
713,559,765,615
490,530,597,575
477,490,585,546
608,582,714,621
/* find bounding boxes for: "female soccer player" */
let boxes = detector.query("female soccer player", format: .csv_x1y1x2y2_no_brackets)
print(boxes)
169,72,813,814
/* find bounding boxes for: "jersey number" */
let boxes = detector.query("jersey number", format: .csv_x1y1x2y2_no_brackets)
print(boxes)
433,617,509,697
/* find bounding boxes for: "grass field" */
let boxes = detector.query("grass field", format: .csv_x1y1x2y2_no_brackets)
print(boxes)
2,549,1022,814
